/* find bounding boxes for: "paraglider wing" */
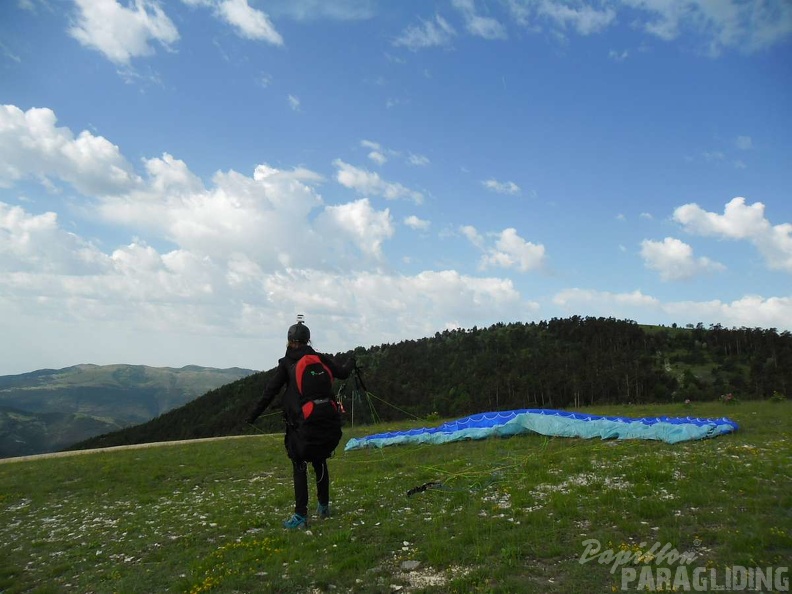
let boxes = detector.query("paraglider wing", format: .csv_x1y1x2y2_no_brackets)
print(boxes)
344,408,738,451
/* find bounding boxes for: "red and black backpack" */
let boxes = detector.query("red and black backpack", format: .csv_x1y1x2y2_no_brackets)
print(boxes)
288,354,342,462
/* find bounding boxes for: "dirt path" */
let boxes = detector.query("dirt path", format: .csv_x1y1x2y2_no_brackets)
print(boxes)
0,434,276,465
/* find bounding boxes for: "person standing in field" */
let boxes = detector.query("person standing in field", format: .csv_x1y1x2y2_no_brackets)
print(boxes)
247,319,354,529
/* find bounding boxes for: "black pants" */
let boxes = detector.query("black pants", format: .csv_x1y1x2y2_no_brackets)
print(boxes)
292,458,329,517
286,428,330,517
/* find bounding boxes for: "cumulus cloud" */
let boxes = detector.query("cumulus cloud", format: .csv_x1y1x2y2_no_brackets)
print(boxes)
69,0,180,65
404,215,430,231
485,228,546,272
0,103,540,371
674,197,792,273
334,160,423,203
0,105,140,195
257,268,529,353
95,159,334,271
316,198,394,260
0,197,531,372
553,288,792,331
462,225,545,272
393,14,456,50
0,202,108,275
640,237,726,281
554,288,660,311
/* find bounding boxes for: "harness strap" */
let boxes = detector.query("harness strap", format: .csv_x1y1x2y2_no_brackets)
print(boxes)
302,398,338,419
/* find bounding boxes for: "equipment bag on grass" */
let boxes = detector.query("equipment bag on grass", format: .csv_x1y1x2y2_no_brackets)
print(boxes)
289,354,342,462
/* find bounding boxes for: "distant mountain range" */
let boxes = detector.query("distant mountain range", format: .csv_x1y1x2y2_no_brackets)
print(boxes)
0,364,256,458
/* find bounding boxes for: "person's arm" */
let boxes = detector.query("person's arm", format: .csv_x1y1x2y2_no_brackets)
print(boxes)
247,363,287,423
321,353,356,381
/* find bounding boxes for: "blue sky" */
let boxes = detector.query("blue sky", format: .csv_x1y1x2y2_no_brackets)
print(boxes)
1,0,791,375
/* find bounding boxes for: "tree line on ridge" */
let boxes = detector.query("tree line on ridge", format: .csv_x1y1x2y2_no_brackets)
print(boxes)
70,317,791,450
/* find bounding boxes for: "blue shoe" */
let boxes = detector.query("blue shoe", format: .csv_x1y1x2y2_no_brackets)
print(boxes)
317,503,331,519
283,513,307,529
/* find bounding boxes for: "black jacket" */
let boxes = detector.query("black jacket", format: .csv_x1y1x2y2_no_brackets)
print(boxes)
247,345,353,426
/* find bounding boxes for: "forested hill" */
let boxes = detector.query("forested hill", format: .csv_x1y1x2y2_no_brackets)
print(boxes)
0,365,256,458
70,317,791,451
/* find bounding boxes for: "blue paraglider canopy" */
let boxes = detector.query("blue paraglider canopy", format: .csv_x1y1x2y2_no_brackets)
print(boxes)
344,408,738,451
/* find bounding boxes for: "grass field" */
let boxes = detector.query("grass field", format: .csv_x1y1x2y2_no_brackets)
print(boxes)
1,401,790,593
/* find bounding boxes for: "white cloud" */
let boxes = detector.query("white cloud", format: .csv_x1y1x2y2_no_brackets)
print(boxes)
674,197,766,239
361,140,388,165
317,198,394,260
485,228,546,272
462,225,545,272
619,0,792,54
0,105,140,195
460,224,484,248
483,178,521,195
360,140,430,168
0,196,531,372
452,0,508,40
334,160,423,203
69,0,180,65
216,0,283,44
393,14,456,50
553,288,792,331
504,0,792,53
538,0,616,35
288,94,301,110
640,237,726,281
0,105,403,277
663,295,792,329
368,151,387,165
143,152,205,196
3,104,497,369
257,268,529,349
183,0,283,44
404,215,430,231
0,202,108,275
554,288,660,310
673,197,792,273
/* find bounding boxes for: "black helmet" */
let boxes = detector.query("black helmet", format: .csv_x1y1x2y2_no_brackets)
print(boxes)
287,321,310,343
